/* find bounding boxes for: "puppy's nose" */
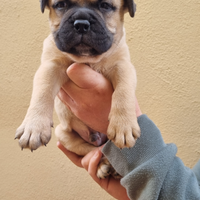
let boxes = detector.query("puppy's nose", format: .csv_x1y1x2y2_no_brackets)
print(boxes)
74,20,90,33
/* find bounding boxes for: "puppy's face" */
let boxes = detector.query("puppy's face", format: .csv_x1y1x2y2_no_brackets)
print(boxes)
41,0,136,61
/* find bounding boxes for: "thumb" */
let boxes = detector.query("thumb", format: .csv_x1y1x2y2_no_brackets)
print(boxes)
67,63,105,89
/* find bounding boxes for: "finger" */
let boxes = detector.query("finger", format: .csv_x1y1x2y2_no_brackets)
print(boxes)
83,149,129,199
82,148,103,186
81,147,129,199
62,64,113,105
81,148,100,171
67,63,106,89
57,88,75,110
61,77,84,101
81,145,104,170
87,150,102,178
57,142,83,168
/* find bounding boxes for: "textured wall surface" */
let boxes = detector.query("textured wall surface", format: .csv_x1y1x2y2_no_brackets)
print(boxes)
0,0,200,199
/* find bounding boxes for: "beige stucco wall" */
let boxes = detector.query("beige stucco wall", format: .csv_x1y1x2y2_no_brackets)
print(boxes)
1,0,200,199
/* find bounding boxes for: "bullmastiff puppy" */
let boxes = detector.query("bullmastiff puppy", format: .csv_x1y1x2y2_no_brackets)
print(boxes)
15,0,140,178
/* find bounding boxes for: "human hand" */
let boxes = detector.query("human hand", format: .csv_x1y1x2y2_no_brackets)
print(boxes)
57,142,130,200
58,63,142,134
58,63,113,134
57,63,142,199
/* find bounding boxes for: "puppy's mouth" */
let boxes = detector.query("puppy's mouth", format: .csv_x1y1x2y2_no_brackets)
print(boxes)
70,43,99,56
54,28,112,56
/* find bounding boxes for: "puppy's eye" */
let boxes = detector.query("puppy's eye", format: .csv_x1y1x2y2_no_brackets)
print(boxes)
99,2,113,12
53,1,67,10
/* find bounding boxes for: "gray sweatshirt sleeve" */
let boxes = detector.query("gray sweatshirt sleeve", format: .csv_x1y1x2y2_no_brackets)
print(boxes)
102,114,200,200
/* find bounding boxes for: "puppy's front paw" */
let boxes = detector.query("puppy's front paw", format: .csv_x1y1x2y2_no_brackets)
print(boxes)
107,114,140,149
97,157,121,179
15,117,53,151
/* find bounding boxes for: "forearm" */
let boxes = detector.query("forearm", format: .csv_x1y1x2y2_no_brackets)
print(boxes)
102,115,200,200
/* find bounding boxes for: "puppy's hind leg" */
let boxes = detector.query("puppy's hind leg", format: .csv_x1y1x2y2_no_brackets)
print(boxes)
55,124,96,156
55,96,96,156
97,157,121,179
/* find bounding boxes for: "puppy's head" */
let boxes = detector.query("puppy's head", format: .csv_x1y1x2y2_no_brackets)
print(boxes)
40,0,136,62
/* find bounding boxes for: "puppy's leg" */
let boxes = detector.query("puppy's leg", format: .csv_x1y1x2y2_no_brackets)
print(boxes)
97,157,121,179
55,124,97,156
15,61,67,151
54,97,97,156
107,61,141,149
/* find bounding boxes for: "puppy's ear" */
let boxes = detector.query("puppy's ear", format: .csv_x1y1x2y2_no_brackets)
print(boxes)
124,0,136,18
40,0,49,13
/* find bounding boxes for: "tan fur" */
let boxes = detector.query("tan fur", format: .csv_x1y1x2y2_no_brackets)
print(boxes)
15,0,140,177
97,156,122,179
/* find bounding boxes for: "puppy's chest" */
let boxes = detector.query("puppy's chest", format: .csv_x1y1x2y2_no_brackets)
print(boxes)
89,62,114,78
